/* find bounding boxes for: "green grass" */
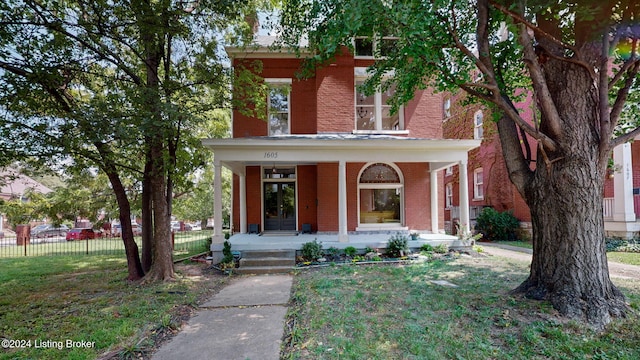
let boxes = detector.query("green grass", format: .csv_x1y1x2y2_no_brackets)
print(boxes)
0,255,224,360
0,230,211,258
495,240,533,249
282,255,640,360
608,252,640,266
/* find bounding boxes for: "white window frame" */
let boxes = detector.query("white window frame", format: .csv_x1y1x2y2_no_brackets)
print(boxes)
445,183,453,209
473,168,484,200
356,162,407,230
354,68,406,134
445,166,453,176
443,97,452,119
266,78,291,136
353,36,399,59
474,110,484,140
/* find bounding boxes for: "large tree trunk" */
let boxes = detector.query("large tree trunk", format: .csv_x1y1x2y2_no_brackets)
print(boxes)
141,156,153,273
104,169,145,281
504,51,628,329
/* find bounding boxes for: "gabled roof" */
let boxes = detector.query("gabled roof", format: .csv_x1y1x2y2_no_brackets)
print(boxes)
0,169,52,199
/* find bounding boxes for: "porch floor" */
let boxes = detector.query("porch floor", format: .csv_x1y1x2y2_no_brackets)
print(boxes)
223,232,458,251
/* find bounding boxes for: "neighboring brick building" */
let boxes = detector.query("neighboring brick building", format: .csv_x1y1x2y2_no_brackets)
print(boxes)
203,36,480,248
442,92,535,233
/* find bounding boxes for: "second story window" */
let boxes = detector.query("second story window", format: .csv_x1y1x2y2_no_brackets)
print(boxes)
354,36,399,58
355,70,404,132
267,79,291,136
474,110,484,139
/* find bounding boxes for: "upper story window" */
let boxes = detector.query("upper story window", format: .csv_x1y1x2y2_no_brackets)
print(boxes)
474,110,484,139
354,36,398,58
267,79,291,136
445,183,453,208
354,68,404,133
443,97,452,119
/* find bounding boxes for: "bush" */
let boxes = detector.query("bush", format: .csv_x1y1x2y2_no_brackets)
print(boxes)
420,243,434,253
386,234,408,257
433,243,449,254
344,246,358,257
475,207,520,241
221,240,233,264
301,239,323,261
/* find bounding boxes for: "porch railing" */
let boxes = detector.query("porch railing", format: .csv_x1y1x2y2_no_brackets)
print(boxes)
603,197,614,219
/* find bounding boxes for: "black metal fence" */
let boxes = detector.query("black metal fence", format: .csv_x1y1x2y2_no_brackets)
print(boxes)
0,230,212,258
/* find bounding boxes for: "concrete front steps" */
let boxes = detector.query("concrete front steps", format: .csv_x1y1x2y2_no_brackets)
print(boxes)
236,249,296,274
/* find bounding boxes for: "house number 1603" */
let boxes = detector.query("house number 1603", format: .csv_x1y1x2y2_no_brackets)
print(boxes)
264,152,278,159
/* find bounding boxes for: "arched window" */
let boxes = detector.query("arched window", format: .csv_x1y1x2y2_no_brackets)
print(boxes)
474,110,484,139
358,163,403,226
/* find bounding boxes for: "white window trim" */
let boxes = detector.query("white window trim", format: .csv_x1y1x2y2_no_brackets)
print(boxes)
266,78,292,136
356,162,408,231
353,36,400,59
473,168,484,200
354,68,405,133
445,183,453,209
445,166,453,176
474,110,484,140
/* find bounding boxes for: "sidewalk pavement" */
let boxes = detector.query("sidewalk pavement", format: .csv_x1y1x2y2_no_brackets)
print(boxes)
152,274,293,360
482,242,640,280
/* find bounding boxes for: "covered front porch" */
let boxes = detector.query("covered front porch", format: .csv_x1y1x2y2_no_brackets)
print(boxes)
604,141,640,238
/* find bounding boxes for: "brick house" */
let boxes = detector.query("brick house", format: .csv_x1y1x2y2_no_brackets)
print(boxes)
442,92,535,234
443,90,640,239
202,36,480,255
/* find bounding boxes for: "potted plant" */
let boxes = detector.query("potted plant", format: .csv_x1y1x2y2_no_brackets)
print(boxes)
410,232,420,240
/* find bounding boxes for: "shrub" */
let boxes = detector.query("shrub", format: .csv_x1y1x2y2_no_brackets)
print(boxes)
420,243,434,253
344,246,358,257
221,240,233,264
301,239,323,261
364,246,375,254
433,243,449,254
475,207,520,241
326,246,341,259
386,234,409,257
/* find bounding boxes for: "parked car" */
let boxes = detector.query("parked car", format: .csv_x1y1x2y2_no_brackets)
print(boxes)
31,224,69,238
66,228,100,241
189,222,202,231
111,223,142,237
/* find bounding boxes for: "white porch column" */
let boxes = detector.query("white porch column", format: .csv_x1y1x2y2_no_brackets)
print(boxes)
338,160,349,242
458,159,471,233
212,160,224,247
430,169,439,233
613,143,636,222
239,172,247,233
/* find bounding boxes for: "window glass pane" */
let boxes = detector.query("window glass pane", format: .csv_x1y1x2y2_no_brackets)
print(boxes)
379,38,397,57
360,163,400,183
264,167,296,179
268,85,289,135
355,38,373,56
381,107,400,130
356,81,376,130
359,189,400,223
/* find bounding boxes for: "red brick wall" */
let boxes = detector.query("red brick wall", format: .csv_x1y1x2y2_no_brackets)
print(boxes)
297,165,318,231
399,163,431,229
405,90,444,138
245,166,262,230
317,163,338,231
316,51,355,133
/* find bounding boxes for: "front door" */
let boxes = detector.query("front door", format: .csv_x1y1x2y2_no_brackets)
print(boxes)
264,182,296,231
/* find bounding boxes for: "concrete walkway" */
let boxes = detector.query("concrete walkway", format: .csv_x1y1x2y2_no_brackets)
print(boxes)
152,274,293,360
482,242,640,280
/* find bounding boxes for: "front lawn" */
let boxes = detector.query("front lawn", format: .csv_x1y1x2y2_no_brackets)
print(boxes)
608,252,640,266
282,255,640,359
0,256,226,360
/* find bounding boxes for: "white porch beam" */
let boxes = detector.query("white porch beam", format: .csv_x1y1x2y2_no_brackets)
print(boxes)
459,159,470,233
613,143,636,222
430,169,439,233
338,160,349,242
